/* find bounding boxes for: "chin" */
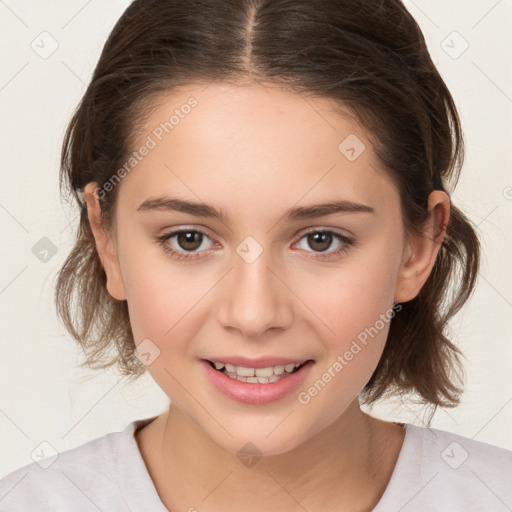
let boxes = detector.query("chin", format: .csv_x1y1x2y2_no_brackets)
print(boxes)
202,414,320,459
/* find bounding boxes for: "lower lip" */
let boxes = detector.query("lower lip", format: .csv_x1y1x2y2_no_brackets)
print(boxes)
200,359,314,405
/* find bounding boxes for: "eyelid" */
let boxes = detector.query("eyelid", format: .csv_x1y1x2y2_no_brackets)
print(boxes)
163,226,217,247
296,225,353,238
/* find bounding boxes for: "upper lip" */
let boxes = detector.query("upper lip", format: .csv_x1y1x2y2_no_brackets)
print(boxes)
202,356,312,368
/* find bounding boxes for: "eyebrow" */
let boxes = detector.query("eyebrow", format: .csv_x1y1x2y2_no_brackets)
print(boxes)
137,196,375,222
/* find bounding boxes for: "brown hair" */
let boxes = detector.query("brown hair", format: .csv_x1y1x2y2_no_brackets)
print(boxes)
55,0,480,420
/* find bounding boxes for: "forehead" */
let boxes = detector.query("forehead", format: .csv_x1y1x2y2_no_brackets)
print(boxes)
118,82,398,217
136,81,365,152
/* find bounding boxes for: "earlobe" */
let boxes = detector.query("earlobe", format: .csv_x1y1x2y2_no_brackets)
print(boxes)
394,191,450,303
83,183,127,301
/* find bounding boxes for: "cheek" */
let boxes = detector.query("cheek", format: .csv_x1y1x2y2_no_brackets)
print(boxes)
125,272,194,343
291,255,399,404
117,240,178,339
296,279,396,429
294,259,397,346
120,245,214,359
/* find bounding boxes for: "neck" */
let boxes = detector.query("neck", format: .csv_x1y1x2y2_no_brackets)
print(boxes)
137,399,400,512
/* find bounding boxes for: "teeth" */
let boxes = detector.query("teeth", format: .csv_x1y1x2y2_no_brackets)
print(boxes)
235,374,282,383
255,367,274,377
210,360,306,382
236,366,255,377
273,365,285,375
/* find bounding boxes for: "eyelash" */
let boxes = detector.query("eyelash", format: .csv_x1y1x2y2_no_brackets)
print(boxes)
155,228,356,261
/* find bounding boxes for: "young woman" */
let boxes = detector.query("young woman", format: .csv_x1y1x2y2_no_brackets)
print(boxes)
1,0,510,511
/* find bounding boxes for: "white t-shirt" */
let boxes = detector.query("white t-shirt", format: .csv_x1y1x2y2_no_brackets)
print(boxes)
0,416,511,511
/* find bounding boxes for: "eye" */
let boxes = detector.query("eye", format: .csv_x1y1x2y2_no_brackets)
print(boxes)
155,228,356,261
156,228,215,261
293,229,355,259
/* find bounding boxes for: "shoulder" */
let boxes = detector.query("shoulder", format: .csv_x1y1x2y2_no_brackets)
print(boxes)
414,423,512,484
0,417,160,512
0,430,123,512
414,422,512,463
375,422,512,511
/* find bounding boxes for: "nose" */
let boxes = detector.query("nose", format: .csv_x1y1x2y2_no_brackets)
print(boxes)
216,246,294,339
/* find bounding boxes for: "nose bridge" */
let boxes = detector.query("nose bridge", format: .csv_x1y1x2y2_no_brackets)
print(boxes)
217,237,292,337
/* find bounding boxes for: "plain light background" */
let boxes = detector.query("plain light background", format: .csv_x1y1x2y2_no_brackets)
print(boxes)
0,0,511,478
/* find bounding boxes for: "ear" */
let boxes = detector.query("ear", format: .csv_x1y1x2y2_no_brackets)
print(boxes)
394,191,450,303
83,182,127,301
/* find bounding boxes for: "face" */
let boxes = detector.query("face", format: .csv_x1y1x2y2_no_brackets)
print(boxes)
85,82,446,456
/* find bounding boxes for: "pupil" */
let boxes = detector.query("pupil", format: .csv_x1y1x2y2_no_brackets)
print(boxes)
179,231,202,250
309,232,332,252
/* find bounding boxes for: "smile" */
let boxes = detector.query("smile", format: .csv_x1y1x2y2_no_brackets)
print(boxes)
201,358,314,404
207,360,309,384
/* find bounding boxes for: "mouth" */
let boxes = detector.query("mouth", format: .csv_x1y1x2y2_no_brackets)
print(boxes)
201,358,315,404
205,359,313,384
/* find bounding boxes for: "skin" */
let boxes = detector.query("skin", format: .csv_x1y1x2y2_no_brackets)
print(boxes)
84,81,450,512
